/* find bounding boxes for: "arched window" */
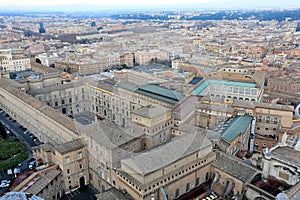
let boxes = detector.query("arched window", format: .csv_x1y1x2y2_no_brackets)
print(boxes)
69,98,72,103
266,116,270,123
175,189,180,198
186,183,190,192
195,178,200,186
54,101,58,106
99,171,105,179
205,172,209,181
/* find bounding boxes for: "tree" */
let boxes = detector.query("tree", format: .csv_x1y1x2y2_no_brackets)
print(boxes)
0,123,7,140
0,141,28,173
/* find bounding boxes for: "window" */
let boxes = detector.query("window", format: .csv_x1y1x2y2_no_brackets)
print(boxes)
266,116,270,123
258,116,262,122
195,178,200,186
78,151,82,159
79,164,83,169
205,172,209,181
274,117,278,124
100,162,104,168
100,171,105,179
186,183,190,192
67,169,70,174
175,189,180,198
65,156,70,163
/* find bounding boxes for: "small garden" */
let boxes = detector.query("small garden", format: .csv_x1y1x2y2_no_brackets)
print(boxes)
0,141,28,172
0,123,28,173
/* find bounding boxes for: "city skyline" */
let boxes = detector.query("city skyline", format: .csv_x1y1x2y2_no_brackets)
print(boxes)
0,0,299,11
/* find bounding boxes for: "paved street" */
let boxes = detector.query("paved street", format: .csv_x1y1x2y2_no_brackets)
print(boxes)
0,109,40,193
0,111,40,148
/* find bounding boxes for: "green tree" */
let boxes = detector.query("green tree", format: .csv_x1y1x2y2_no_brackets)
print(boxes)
0,141,28,172
0,123,7,140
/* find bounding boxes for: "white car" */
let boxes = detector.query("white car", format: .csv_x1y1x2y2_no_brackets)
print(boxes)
0,183,9,188
29,161,36,169
1,180,11,184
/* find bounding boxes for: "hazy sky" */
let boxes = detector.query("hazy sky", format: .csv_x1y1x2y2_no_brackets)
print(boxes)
0,0,299,10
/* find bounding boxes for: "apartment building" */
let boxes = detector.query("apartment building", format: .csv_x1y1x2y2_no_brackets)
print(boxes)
0,49,31,72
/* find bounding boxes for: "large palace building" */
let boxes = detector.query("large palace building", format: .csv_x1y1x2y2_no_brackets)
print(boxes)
0,66,299,200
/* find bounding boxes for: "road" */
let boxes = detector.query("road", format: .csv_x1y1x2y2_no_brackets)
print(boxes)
0,111,40,148
0,109,42,174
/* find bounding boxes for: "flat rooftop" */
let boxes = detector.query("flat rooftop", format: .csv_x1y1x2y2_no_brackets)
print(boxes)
271,146,300,168
74,112,96,126
191,80,257,95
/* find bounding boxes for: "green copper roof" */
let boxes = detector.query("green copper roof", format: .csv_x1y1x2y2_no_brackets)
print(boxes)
118,83,184,104
191,80,256,95
221,115,252,143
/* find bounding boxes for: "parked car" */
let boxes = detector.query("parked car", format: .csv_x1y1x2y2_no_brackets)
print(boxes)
1,180,11,184
0,183,9,188
12,120,16,123
27,158,36,163
28,161,36,169
7,168,20,175
23,130,29,134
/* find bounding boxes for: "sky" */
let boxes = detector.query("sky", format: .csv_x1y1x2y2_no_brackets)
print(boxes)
0,0,299,11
